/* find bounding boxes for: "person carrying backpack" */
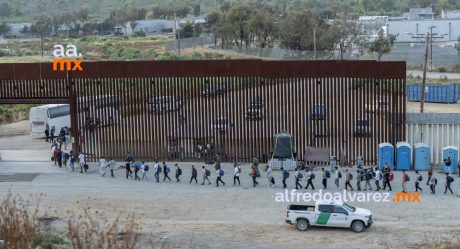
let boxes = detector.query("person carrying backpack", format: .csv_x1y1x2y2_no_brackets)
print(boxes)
202,166,211,185
402,170,408,193
345,168,354,191
162,162,171,182
134,161,141,181
78,152,86,173
305,170,315,190
154,161,161,182
295,168,303,190
69,151,76,172
356,169,363,191
250,165,259,187
364,168,373,191
216,168,225,187
321,168,328,189
175,163,181,182
375,168,382,191
233,163,241,186
415,171,423,192
383,169,392,191
282,167,289,189
445,173,454,195
190,165,198,184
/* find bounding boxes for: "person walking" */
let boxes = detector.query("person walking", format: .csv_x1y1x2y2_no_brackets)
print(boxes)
375,167,382,191
250,165,259,187
216,168,225,187
134,161,142,181
57,150,63,168
430,175,437,194
45,126,50,142
266,165,274,188
126,152,134,164
334,167,341,190
78,152,86,173
69,151,76,172
415,171,423,192
141,163,149,180
345,169,354,191
154,161,161,182
305,170,315,190
62,151,69,170
364,168,373,191
175,164,181,182
402,170,408,193
445,173,454,195
99,156,107,177
383,169,392,191
201,166,211,185
356,169,363,191
282,167,288,189
125,162,132,179
233,164,241,186
109,158,116,178
321,168,328,189
190,165,198,184
426,166,433,185
162,162,171,182
295,168,303,189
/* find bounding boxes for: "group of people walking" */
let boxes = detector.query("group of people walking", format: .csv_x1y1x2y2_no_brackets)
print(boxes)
53,152,457,195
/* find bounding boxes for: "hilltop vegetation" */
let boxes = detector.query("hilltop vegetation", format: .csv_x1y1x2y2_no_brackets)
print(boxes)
1,0,460,23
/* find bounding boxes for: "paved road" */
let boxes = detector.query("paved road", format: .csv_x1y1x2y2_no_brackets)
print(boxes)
407,70,460,80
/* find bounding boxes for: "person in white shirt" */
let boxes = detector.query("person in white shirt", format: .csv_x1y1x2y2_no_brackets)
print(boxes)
99,156,107,177
78,153,86,173
109,158,116,178
153,161,160,182
233,163,241,186
201,166,211,185
216,168,225,187
334,167,341,190
266,165,274,187
375,168,382,191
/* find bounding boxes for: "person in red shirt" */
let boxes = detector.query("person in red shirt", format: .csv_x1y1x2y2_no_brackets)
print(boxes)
402,170,408,193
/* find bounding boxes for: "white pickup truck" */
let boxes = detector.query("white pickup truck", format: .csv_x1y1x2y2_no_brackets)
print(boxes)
285,200,373,233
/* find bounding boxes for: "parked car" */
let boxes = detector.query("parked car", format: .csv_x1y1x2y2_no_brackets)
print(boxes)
202,83,226,97
310,104,327,120
246,102,265,120
353,118,372,137
212,117,234,131
149,96,182,113
365,101,389,113
285,200,373,233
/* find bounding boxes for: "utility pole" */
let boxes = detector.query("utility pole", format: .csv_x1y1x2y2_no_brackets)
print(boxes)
313,28,317,60
421,33,429,114
428,25,435,71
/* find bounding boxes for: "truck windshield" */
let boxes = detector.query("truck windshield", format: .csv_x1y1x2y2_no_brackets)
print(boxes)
342,203,356,212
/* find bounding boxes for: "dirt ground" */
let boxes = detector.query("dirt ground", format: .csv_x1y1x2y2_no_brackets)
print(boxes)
1,133,460,249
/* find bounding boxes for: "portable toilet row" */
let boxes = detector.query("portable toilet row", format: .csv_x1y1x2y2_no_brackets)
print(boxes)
378,142,458,172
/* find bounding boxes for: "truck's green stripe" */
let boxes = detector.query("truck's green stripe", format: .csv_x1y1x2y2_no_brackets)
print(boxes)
316,212,331,225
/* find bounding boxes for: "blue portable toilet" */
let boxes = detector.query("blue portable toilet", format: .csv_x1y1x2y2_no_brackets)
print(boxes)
442,146,459,174
414,143,430,171
396,142,411,170
378,143,394,169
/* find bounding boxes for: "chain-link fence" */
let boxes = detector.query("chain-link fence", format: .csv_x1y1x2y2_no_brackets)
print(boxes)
166,37,460,68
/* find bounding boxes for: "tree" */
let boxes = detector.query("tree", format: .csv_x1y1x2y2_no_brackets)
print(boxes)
179,22,202,38
213,16,234,47
193,4,201,17
249,9,276,48
280,10,320,50
0,3,12,17
325,18,363,59
367,29,396,61
31,16,52,57
227,3,255,48
0,22,10,36
129,21,138,35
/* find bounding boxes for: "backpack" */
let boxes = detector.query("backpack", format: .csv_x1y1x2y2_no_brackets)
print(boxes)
434,178,438,185
418,174,422,181
338,172,342,178
177,167,182,176
157,166,162,173
237,167,241,173
144,165,149,171
284,171,290,179
205,169,211,176
449,176,454,183
389,172,394,181
298,172,303,178
310,173,315,179
349,174,353,180
166,167,170,173
219,169,224,177
405,175,410,182
325,171,331,178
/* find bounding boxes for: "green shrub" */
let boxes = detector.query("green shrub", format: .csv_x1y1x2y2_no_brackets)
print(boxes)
438,67,446,72
133,30,146,37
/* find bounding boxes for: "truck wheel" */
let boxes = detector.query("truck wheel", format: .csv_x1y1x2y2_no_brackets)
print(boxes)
296,219,309,231
352,221,365,233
